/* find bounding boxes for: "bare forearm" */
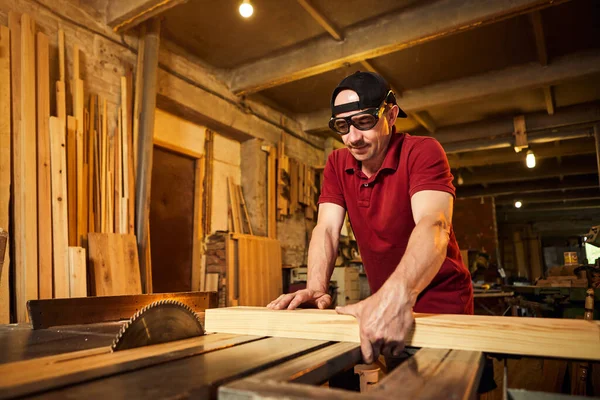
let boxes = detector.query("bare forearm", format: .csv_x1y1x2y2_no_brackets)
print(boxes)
383,213,450,306
307,224,339,292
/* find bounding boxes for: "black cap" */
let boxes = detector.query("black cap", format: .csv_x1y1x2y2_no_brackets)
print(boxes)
330,71,407,118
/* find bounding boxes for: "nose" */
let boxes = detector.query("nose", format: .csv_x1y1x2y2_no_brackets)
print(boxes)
345,124,362,144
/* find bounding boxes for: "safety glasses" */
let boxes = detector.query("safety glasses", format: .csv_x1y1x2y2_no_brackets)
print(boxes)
329,101,386,135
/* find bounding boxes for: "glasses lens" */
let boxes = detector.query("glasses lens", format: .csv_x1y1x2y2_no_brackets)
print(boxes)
331,118,349,134
351,113,377,131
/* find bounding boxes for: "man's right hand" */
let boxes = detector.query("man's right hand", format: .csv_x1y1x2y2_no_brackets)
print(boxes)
267,289,332,310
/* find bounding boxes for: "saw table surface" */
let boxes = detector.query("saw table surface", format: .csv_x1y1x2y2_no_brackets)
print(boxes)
0,321,485,400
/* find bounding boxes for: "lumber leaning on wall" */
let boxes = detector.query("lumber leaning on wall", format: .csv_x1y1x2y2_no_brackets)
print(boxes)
204,307,600,361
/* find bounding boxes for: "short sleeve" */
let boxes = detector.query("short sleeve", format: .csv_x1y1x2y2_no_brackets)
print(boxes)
408,138,455,198
318,152,346,209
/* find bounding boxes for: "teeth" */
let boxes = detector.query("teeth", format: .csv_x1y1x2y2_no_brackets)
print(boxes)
110,299,204,352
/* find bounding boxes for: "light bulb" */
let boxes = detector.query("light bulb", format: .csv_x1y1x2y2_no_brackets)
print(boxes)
239,1,253,18
514,200,522,209
526,150,536,168
457,173,464,186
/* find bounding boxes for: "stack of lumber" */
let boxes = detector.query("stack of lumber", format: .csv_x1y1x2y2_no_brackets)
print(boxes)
276,140,317,221
227,177,253,235
225,234,282,307
0,14,144,322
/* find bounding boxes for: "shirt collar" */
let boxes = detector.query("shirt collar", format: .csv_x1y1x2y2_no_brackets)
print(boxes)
344,126,404,173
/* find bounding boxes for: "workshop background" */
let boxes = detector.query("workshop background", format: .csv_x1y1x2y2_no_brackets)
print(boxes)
0,0,599,398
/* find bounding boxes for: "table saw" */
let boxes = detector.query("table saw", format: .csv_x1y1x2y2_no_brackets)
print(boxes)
0,292,598,399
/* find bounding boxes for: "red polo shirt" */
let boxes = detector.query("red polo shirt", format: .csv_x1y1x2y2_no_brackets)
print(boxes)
319,131,473,314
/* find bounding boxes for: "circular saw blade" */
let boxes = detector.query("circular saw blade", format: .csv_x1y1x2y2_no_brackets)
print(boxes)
111,299,204,352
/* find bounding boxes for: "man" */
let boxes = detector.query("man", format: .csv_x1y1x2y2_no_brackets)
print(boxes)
267,71,473,365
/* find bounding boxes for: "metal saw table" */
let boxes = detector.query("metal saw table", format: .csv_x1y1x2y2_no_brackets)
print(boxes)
0,320,485,399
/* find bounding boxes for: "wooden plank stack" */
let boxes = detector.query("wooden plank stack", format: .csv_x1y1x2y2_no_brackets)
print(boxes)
225,234,282,307
0,14,143,321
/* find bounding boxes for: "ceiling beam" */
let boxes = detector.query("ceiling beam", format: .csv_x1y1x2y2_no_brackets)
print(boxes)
299,51,600,132
411,111,437,134
528,10,556,116
456,156,598,186
297,0,343,41
499,199,600,212
456,175,600,198
595,124,600,188
494,188,600,206
529,10,548,66
543,86,555,115
106,0,187,33
444,127,593,154
448,137,596,168
229,0,567,95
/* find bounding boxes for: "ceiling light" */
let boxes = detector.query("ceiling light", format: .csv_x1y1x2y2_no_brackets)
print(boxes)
526,150,536,168
457,173,464,186
514,200,522,209
239,0,254,18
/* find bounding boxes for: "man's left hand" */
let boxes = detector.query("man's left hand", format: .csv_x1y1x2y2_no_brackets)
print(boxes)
336,289,415,364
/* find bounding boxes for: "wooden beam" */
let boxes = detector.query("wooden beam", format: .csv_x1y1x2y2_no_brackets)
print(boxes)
205,307,600,360
457,156,598,186
495,188,600,206
595,124,600,188
28,291,218,329
191,158,204,292
19,13,39,321
107,0,187,33
529,10,548,66
66,116,77,245
543,86,555,115
457,175,599,198
296,0,343,41
0,25,11,324
67,247,86,298
135,18,161,294
229,0,567,94
37,32,53,300
499,199,600,212
448,137,596,169
411,111,437,133
299,51,600,132
49,117,70,299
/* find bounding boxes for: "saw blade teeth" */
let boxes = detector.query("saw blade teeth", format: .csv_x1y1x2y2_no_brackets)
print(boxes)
110,299,204,352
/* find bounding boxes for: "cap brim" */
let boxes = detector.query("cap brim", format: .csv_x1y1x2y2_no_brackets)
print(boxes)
397,107,408,118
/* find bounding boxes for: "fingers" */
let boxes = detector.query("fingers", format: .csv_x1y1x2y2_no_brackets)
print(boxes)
335,303,358,317
288,292,310,310
316,295,331,309
267,294,286,309
381,341,405,358
268,293,296,310
360,333,375,364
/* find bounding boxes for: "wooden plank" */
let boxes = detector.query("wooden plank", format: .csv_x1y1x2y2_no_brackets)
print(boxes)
133,25,145,178
0,25,11,323
49,117,70,299
100,98,107,232
205,307,600,361
125,71,135,235
67,246,86,298
267,147,277,239
191,158,204,291
55,80,66,130
0,333,254,399
75,79,85,245
114,110,123,233
206,273,219,292
87,232,142,296
27,291,217,329
89,96,96,233
37,31,53,300
19,13,39,321
238,185,253,235
226,234,237,306
227,177,241,233
66,116,77,245
57,28,65,81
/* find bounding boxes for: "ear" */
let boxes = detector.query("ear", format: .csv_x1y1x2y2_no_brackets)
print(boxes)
387,105,400,127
